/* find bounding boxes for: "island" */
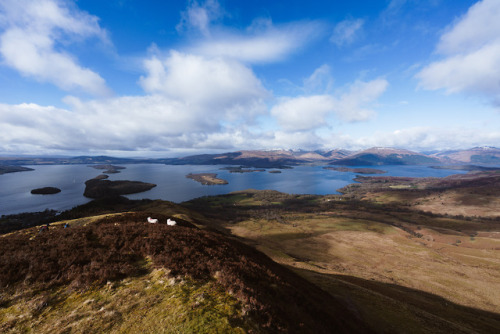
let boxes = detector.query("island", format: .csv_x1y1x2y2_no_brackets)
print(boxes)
89,164,126,174
0,166,34,175
220,166,266,173
31,187,61,195
269,170,282,173
84,177,156,199
186,173,228,185
323,167,387,174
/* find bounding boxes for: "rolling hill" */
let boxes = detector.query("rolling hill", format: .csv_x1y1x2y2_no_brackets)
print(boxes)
330,147,442,166
432,147,500,164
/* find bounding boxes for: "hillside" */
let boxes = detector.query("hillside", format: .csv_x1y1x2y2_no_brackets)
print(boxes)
166,150,313,168
331,147,442,166
339,169,500,217
432,147,500,164
0,210,367,333
184,186,500,333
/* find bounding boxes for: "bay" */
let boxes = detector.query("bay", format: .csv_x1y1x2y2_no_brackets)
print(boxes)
0,164,467,216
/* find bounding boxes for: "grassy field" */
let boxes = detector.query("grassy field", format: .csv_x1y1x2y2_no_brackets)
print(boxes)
185,188,500,332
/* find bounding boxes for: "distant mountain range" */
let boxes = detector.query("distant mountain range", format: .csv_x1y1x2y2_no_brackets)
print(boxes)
164,147,500,167
0,147,499,168
431,146,500,164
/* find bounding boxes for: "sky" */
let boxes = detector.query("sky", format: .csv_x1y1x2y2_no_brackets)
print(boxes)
0,0,499,157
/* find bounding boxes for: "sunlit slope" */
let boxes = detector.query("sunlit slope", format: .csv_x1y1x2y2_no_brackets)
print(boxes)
0,211,367,333
185,190,500,333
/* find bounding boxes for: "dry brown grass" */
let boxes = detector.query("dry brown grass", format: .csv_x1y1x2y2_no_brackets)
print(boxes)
185,190,500,332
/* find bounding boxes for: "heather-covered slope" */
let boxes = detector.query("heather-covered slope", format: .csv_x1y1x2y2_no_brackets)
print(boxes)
0,212,368,333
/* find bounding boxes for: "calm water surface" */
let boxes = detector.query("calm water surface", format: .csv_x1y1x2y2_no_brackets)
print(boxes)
0,164,467,215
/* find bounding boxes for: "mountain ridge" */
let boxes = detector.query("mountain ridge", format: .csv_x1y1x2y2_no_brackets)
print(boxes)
0,147,499,168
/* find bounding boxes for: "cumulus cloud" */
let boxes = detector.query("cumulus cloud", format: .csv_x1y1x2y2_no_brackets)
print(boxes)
0,45,272,154
271,95,335,131
271,68,388,132
335,79,388,121
330,18,364,47
0,93,264,154
0,0,110,96
138,50,268,117
416,0,500,105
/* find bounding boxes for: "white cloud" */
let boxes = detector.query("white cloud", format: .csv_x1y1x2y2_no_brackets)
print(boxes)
176,0,222,37
416,0,500,105
437,0,500,55
271,76,388,132
192,21,324,63
330,18,364,47
335,79,388,121
138,50,268,116
1,98,498,155
353,127,500,151
303,64,334,93
0,46,271,154
0,0,110,96
0,93,264,154
271,95,335,132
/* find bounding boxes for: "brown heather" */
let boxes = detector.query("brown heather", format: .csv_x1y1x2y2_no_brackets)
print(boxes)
0,212,367,333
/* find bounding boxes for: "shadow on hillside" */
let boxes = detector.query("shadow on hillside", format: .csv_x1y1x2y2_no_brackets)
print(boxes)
289,266,500,334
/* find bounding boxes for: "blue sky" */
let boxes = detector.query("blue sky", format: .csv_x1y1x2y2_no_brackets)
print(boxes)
0,0,499,157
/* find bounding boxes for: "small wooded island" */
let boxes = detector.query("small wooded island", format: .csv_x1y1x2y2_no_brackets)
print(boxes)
89,164,126,174
84,177,156,198
220,166,266,173
186,173,228,185
30,187,61,195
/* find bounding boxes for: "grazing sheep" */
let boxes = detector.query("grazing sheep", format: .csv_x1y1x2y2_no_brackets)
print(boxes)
147,217,158,224
167,219,177,226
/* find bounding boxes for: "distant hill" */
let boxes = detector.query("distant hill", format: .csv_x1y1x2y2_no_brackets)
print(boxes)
1,147,499,168
432,147,500,164
330,147,442,166
0,156,144,166
165,149,351,168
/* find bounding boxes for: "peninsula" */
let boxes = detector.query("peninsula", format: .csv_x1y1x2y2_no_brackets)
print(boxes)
0,166,34,175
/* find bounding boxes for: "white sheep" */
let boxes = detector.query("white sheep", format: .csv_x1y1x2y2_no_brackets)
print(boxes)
167,218,177,226
147,217,158,224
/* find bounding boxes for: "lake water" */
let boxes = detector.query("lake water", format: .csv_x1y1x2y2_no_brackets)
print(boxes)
0,164,468,216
